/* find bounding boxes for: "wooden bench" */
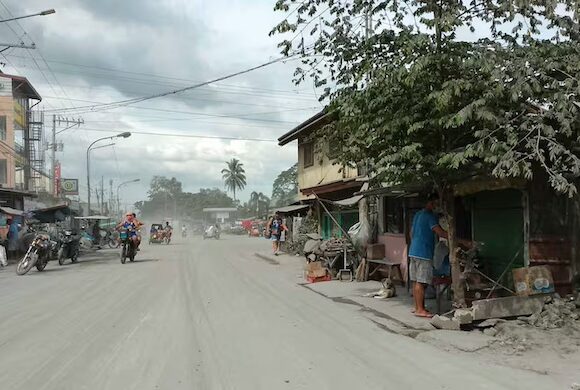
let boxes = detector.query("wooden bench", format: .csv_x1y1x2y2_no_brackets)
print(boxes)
364,258,405,286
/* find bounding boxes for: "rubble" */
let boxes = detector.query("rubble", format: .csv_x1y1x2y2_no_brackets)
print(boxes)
483,327,498,337
526,296,580,329
431,315,461,331
453,308,474,325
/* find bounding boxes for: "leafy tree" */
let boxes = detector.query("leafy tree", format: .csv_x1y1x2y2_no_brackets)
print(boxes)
135,176,234,220
221,158,247,201
271,0,580,306
148,176,182,199
249,191,271,217
271,163,298,207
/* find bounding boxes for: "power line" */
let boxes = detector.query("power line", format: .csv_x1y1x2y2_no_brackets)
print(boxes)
3,53,317,96
77,127,279,143
43,53,305,114
42,95,312,123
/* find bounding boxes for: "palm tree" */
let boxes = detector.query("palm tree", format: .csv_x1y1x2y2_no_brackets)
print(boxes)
221,158,246,201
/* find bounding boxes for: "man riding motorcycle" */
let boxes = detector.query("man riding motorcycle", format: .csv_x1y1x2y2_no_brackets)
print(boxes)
116,212,143,250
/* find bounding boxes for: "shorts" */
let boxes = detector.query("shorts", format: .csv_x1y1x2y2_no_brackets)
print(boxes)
409,257,433,284
270,234,281,242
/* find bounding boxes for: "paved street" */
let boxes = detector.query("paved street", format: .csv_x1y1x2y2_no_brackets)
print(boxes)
0,236,560,390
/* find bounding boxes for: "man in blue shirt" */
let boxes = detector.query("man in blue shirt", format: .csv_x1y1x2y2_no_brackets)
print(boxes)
409,193,448,318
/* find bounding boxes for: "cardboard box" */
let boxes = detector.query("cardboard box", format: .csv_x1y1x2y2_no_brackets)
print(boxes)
512,266,555,296
305,261,328,278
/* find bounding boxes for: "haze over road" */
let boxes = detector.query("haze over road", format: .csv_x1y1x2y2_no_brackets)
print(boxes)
0,236,558,390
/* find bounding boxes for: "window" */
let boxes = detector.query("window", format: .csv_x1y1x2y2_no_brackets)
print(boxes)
0,159,7,184
0,116,6,140
303,142,314,168
383,197,404,234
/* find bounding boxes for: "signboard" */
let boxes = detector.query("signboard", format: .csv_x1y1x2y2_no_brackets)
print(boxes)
14,100,26,128
61,178,79,196
54,162,61,196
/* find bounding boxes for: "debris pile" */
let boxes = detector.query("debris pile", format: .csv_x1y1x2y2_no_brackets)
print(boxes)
523,296,580,329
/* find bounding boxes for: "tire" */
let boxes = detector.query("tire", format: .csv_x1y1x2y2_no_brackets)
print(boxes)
36,256,48,272
129,244,135,262
107,239,116,249
16,249,38,275
58,247,66,266
120,244,127,264
71,253,78,263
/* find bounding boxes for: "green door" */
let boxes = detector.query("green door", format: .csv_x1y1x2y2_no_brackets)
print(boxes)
472,189,525,284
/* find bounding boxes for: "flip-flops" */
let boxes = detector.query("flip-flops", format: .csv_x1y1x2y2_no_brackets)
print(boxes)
414,311,434,318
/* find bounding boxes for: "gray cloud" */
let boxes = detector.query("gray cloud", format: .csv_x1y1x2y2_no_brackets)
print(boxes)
0,0,315,204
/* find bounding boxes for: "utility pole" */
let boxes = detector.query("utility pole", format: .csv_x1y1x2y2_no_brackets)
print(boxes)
51,114,56,195
52,115,83,196
109,179,113,216
100,176,105,214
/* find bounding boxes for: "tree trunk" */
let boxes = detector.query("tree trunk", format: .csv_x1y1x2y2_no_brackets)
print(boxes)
444,190,466,308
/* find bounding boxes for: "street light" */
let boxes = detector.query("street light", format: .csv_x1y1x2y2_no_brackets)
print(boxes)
117,179,140,215
0,9,55,23
86,132,132,216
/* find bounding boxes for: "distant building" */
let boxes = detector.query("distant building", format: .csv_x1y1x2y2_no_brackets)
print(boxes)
202,208,237,224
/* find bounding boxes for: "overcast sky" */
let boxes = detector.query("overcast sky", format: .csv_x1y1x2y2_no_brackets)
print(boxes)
0,0,319,207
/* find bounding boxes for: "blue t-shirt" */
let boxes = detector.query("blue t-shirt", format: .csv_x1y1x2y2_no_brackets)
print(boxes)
409,209,440,261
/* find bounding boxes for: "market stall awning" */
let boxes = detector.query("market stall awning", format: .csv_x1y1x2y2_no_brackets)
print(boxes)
30,204,72,223
0,206,24,216
274,204,310,213
323,183,369,206
74,215,113,220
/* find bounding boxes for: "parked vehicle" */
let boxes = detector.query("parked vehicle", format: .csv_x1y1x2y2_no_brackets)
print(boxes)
16,233,57,275
119,228,136,264
58,230,80,265
203,225,220,240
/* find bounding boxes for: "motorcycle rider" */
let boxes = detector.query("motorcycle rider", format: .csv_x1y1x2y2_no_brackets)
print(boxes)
117,212,143,250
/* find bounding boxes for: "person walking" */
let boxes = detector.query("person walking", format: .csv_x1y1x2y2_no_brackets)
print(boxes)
267,212,287,256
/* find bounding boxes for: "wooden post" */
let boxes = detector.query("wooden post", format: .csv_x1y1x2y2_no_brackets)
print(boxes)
446,190,466,308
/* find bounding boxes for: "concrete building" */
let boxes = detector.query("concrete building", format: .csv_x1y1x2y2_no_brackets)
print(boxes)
202,208,237,224
278,111,367,239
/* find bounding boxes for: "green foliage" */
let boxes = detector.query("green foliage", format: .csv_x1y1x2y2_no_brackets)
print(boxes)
248,191,271,217
271,163,298,207
221,158,247,200
271,0,580,196
135,176,234,220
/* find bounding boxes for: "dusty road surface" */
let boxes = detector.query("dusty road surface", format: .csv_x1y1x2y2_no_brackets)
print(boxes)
0,236,561,390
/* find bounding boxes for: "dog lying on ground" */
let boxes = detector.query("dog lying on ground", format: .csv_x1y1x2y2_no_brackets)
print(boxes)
363,278,397,299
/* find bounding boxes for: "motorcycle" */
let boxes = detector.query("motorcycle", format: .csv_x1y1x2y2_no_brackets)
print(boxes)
58,230,80,265
203,225,220,240
181,229,187,238
103,230,118,248
16,233,57,275
119,227,137,264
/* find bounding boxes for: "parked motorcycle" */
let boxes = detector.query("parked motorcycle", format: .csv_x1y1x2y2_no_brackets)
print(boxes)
119,228,136,264
16,233,57,275
58,230,80,265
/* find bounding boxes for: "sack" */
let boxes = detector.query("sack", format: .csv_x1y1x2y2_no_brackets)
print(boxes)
0,245,6,266
264,230,272,239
